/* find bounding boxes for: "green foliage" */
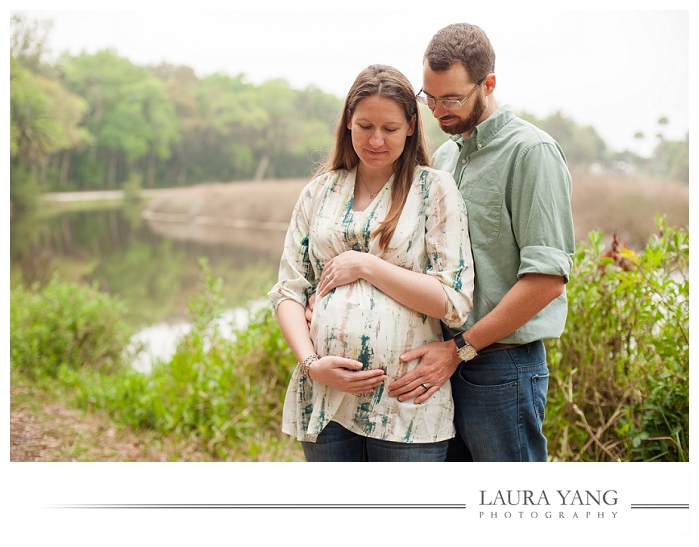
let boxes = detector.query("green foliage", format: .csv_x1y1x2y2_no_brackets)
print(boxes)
10,275,132,378
10,55,62,164
9,13,343,193
545,216,689,461
59,50,180,187
10,47,90,207
122,173,144,203
61,259,297,458
10,219,688,461
9,12,688,199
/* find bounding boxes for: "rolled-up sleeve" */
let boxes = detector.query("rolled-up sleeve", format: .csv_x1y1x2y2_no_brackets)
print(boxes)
423,170,474,328
512,142,575,282
268,184,315,314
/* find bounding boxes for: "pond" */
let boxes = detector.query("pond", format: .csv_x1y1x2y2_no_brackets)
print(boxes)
10,200,288,370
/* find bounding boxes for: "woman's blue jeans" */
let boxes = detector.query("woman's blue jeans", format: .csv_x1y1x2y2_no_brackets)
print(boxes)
446,340,549,462
301,421,449,462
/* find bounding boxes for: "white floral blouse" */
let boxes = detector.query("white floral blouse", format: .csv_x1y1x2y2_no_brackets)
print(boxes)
268,166,474,443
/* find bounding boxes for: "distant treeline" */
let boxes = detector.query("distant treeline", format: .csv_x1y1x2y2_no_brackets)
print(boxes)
10,15,343,202
518,110,689,185
10,14,688,211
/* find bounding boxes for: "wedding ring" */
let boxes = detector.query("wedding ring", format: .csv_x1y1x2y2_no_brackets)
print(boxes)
326,276,332,283
421,383,429,392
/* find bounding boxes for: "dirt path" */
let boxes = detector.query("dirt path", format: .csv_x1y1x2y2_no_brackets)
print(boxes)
10,381,212,462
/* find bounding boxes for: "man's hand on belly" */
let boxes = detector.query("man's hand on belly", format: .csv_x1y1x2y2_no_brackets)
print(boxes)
388,340,461,403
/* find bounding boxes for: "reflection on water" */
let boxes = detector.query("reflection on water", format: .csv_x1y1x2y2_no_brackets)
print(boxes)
10,202,286,367
129,321,191,373
128,307,257,374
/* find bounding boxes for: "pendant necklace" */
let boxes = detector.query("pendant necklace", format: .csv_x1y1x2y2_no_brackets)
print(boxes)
358,171,379,199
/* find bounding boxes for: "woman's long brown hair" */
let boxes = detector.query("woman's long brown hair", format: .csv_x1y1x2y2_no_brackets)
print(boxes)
321,64,431,251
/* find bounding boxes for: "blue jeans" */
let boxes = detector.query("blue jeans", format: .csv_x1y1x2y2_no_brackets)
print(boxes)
301,421,449,462
446,340,549,462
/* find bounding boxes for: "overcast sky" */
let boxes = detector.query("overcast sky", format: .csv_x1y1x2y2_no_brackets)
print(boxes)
12,6,691,157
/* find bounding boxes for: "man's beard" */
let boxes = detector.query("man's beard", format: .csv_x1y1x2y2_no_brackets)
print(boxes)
438,91,486,136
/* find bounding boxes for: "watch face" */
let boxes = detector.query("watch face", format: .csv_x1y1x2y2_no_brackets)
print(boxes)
458,344,477,362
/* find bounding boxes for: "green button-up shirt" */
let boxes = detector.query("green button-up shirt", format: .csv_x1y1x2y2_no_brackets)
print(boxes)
434,104,575,343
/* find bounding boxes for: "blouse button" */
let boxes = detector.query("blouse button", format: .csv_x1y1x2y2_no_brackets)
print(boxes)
461,158,467,164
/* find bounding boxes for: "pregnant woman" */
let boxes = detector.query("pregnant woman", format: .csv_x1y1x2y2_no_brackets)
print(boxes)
268,64,474,462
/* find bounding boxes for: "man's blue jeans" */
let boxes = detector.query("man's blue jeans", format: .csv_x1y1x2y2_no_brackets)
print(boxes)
301,421,449,462
446,340,549,462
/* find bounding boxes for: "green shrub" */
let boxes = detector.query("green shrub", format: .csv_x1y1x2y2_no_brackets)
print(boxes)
122,173,144,203
10,275,132,377
545,216,689,461
67,259,298,459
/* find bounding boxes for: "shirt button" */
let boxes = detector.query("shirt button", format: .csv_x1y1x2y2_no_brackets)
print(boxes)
461,158,467,164
477,143,483,149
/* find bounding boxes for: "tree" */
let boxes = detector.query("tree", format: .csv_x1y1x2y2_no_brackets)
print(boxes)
185,72,267,183
10,55,89,207
10,56,57,167
59,50,179,188
10,56,48,209
520,110,607,170
35,75,92,187
149,63,200,185
289,85,343,176
650,133,689,183
10,13,52,72
253,79,301,180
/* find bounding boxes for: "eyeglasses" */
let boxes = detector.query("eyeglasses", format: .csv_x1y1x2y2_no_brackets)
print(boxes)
416,77,485,111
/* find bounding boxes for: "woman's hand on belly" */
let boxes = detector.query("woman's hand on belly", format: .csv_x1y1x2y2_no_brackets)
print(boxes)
318,251,369,297
310,355,387,394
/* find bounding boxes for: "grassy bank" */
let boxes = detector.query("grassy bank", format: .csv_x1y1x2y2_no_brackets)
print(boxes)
10,268,304,462
10,372,230,462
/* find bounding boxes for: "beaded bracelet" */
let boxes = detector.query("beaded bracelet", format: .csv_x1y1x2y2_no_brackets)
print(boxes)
300,353,319,379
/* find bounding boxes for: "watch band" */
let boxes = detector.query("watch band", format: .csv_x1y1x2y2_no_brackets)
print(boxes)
454,332,469,350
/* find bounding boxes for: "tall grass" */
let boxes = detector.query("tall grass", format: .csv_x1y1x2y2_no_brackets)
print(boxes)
545,216,689,461
54,259,300,460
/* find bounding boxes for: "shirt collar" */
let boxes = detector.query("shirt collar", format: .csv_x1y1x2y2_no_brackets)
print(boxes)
451,104,516,151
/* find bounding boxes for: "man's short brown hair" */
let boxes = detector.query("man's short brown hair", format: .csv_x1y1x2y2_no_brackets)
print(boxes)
424,23,496,82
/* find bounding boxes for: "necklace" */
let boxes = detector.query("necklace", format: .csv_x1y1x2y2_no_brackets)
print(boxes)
357,171,380,199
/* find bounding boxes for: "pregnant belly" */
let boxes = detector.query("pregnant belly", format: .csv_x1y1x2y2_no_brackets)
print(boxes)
310,280,442,377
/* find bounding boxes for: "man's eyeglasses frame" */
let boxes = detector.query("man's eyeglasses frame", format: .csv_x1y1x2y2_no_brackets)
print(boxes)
416,77,486,111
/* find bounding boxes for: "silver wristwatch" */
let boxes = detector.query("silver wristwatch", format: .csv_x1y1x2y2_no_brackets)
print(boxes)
454,332,478,363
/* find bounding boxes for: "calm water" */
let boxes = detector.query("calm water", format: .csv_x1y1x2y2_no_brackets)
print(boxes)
10,202,287,370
